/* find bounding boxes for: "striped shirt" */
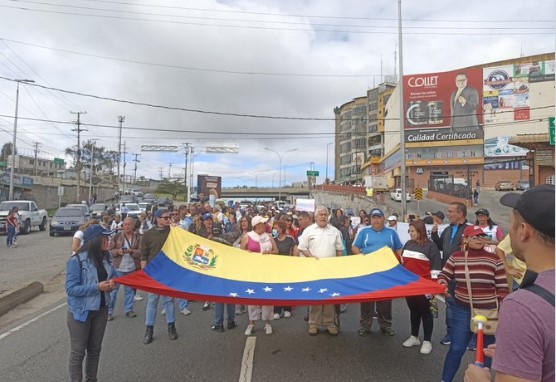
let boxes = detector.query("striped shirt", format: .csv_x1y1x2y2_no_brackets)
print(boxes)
438,248,508,309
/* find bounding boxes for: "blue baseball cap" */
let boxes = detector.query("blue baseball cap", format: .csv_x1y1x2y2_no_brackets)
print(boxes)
83,224,114,243
369,208,384,217
202,213,213,221
153,209,167,218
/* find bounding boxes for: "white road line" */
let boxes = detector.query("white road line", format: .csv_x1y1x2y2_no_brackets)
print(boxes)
239,336,256,382
0,302,66,341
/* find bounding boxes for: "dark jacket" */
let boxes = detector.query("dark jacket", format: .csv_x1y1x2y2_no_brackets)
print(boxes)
431,220,469,266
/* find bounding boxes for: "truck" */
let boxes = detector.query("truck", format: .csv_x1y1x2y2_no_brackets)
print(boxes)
0,200,48,235
390,189,411,202
363,176,389,192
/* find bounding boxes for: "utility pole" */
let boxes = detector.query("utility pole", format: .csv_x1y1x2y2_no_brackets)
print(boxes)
132,153,141,184
89,139,98,202
183,143,189,202
117,116,125,193
71,111,87,203
122,141,127,190
33,141,41,175
158,167,163,180
168,163,172,180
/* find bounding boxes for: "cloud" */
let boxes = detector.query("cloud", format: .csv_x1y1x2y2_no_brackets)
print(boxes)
0,0,553,188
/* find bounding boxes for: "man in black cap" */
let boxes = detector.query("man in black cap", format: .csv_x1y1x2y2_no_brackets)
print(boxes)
465,184,555,382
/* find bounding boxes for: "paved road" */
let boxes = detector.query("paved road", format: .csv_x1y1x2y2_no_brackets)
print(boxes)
0,296,479,381
0,229,72,294
384,189,517,234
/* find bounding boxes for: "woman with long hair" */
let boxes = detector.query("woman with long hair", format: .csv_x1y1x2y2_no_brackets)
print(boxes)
72,219,99,255
474,208,504,244
401,220,442,355
65,225,116,382
437,225,508,382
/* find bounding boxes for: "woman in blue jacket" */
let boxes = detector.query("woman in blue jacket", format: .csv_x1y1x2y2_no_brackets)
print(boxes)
66,224,116,382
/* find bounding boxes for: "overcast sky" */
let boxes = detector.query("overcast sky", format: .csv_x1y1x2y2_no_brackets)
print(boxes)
0,0,554,188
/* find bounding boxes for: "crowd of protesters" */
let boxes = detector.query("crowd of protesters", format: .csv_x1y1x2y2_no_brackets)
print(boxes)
64,185,554,382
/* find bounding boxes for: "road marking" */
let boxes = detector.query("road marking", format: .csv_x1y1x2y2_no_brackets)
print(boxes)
239,336,256,382
0,302,66,341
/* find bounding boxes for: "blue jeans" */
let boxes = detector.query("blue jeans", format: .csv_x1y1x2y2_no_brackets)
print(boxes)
213,303,235,326
145,293,175,326
108,270,134,314
444,279,457,339
6,226,15,246
441,302,495,382
177,299,188,311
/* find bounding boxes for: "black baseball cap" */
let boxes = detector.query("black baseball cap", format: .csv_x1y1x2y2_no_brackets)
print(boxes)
432,211,445,220
500,184,555,238
475,208,489,216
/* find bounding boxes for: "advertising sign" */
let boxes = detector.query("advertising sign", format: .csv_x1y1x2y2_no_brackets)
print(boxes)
197,175,222,201
403,68,484,143
484,137,528,158
483,61,554,123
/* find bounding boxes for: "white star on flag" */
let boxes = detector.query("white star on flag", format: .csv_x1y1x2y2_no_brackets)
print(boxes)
302,287,311,292
330,292,340,297
283,286,293,292
229,293,238,297
246,289,255,294
318,288,328,294
263,286,273,292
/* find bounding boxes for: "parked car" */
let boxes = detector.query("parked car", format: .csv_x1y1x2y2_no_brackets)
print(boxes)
119,195,137,203
138,202,149,213
66,203,90,218
90,203,108,219
390,188,411,202
116,203,141,219
142,193,156,203
516,180,530,191
495,180,515,191
50,207,87,237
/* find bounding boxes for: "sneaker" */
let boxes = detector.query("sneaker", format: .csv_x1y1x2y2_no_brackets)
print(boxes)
264,324,273,335
283,311,291,318
126,311,137,318
358,328,371,337
211,324,224,332
107,314,114,321
308,326,318,336
181,308,192,316
12,242,17,248
202,302,210,311
381,327,395,336
227,321,237,330
161,308,166,315
420,341,433,354
168,323,178,340
440,335,451,345
133,294,144,301
244,324,255,336
326,326,338,336
235,307,245,315
467,336,477,351
273,313,280,320
402,336,421,347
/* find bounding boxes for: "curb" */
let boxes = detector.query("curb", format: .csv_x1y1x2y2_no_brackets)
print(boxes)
0,282,44,317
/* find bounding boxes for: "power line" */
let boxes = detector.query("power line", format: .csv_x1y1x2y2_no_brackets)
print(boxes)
0,5,552,36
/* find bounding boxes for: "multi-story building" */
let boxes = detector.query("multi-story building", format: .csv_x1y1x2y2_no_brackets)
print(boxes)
334,53,555,191
7,153,65,177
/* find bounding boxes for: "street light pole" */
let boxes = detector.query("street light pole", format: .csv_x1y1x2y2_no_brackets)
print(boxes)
326,142,333,184
264,148,297,202
9,79,34,200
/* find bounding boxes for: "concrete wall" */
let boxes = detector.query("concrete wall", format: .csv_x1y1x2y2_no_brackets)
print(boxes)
20,181,117,210
309,190,397,217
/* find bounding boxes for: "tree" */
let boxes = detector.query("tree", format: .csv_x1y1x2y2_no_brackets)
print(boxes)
0,142,14,162
156,178,185,196
65,140,119,175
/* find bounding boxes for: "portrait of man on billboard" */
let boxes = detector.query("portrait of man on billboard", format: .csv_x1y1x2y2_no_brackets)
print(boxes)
450,72,480,132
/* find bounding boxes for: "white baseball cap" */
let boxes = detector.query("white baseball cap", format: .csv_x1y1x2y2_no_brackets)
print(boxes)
387,215,397,221
251,215,269,227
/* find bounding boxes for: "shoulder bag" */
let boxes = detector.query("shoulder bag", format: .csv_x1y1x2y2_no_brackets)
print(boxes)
464,250,499,335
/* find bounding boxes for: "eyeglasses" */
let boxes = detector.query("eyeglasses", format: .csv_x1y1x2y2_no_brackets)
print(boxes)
469,235,485,240
159,216,171,220
171,213,179,216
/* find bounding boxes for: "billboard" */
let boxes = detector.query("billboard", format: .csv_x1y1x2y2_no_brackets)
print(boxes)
197,175,222,200
483,60,555,123
403,68,484,143
484,136,528,158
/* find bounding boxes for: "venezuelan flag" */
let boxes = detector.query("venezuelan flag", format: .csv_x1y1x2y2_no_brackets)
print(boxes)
115,227,445,305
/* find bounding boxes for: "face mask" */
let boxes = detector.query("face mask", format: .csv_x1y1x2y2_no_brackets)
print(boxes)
272,229,278,238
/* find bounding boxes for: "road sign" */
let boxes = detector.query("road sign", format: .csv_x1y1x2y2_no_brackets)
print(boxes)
415,187,423,201
306,170,319,176
549,117,555,146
